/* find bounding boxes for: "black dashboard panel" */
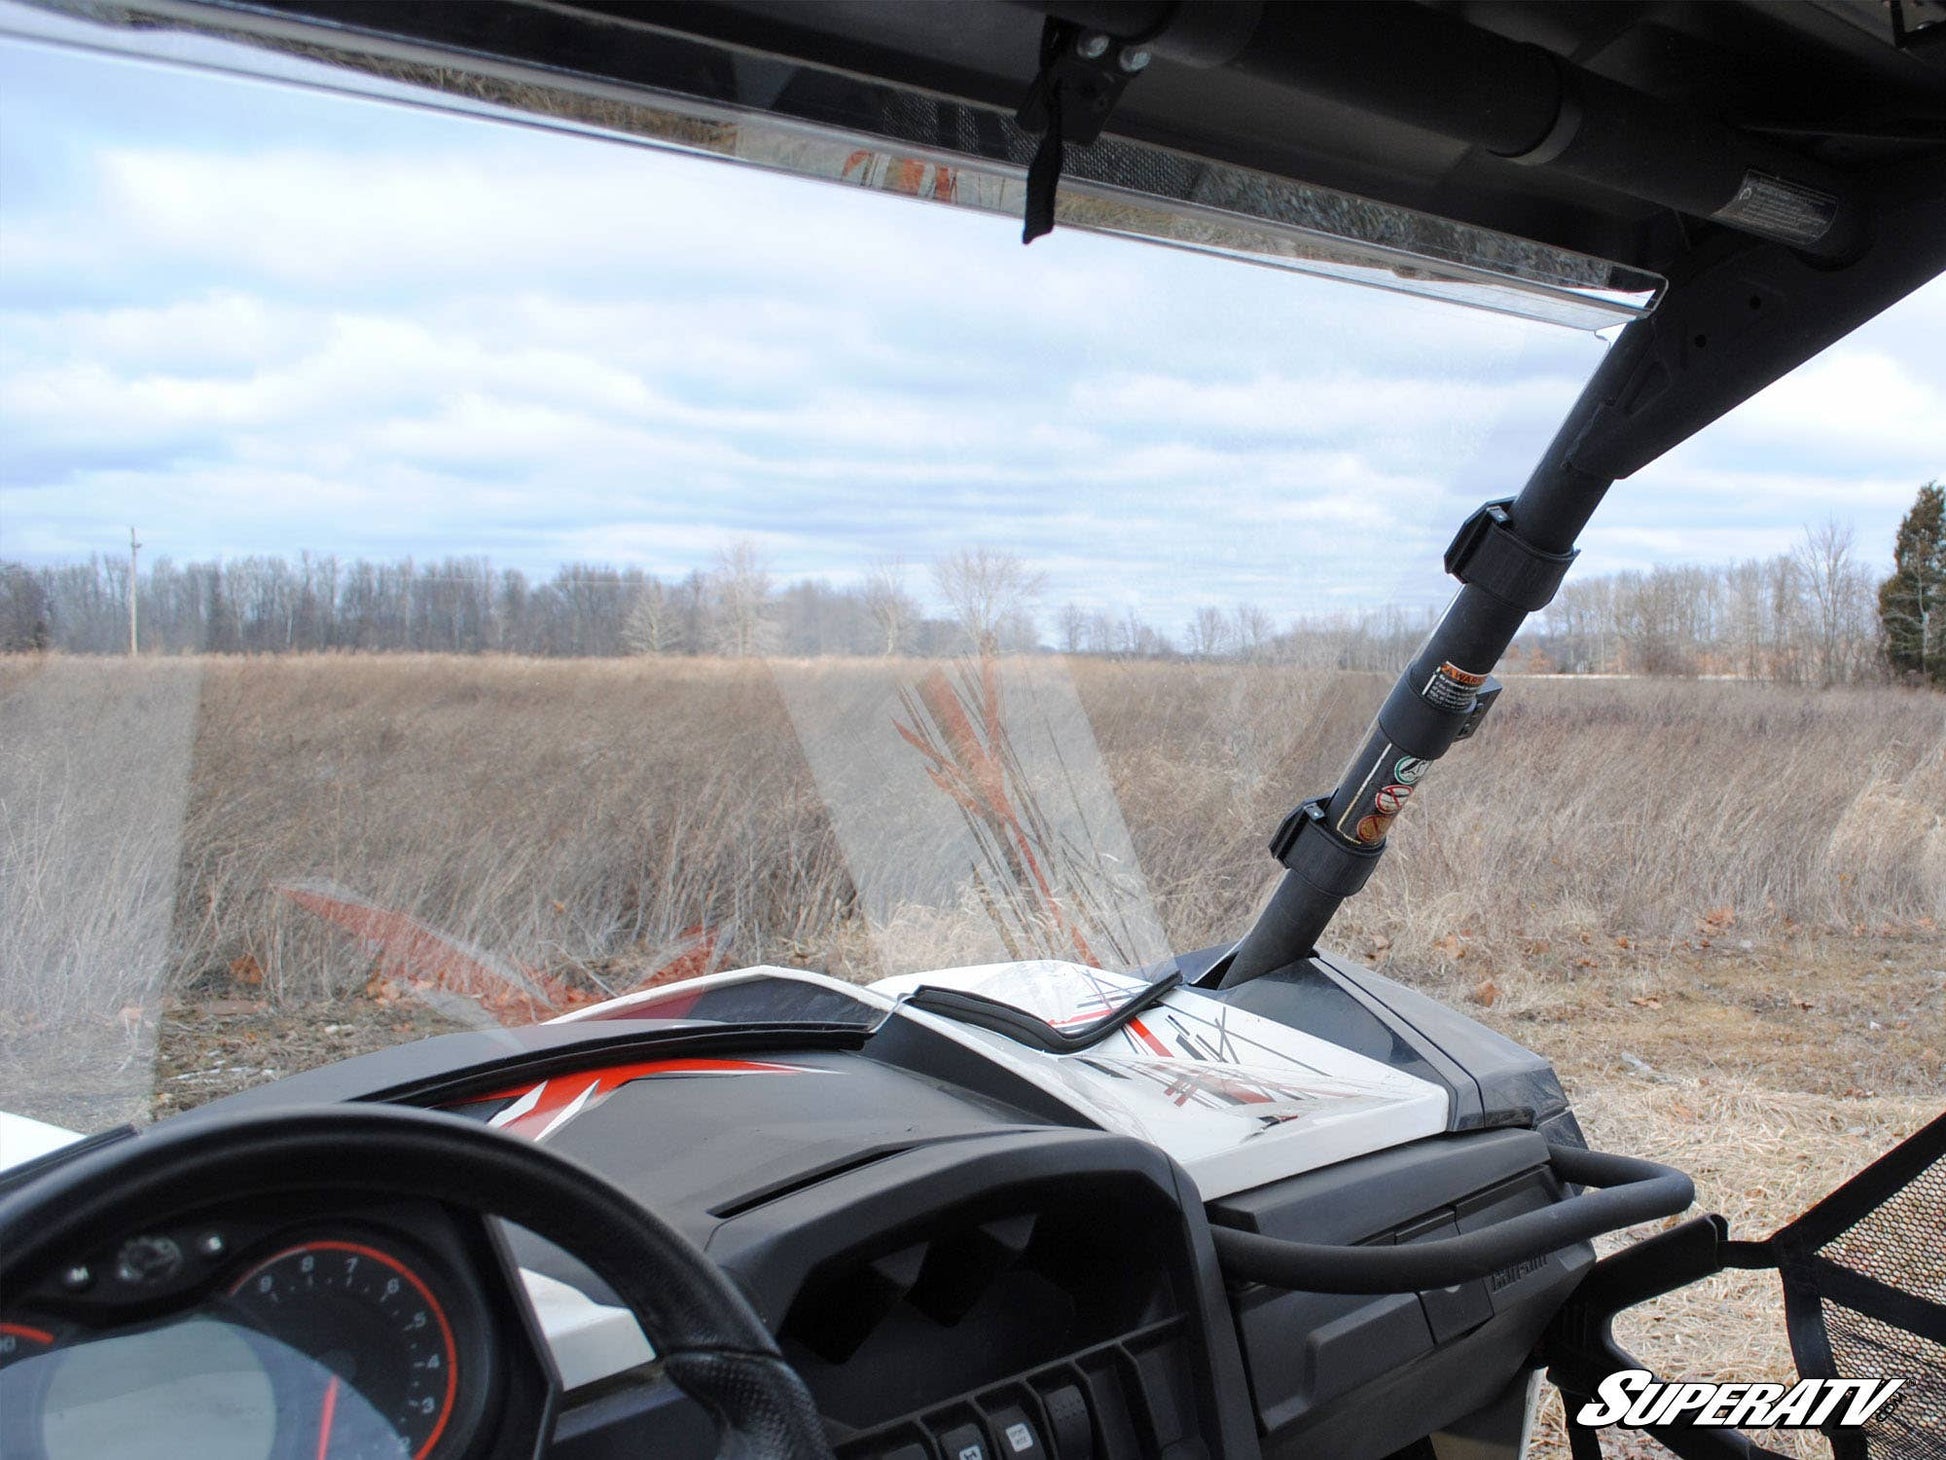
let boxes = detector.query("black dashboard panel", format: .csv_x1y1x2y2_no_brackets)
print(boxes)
703,1127,1257,1459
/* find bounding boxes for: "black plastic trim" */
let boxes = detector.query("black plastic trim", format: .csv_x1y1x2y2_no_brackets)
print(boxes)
905,969,1182,1053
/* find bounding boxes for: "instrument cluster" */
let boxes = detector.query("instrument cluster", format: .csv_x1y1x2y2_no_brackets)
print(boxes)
0,1199,501,1460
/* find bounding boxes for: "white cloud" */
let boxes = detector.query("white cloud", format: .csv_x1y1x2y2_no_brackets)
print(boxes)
2,31,1939,634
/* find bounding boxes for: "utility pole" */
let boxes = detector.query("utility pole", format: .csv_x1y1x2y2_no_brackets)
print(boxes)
128,527,140,656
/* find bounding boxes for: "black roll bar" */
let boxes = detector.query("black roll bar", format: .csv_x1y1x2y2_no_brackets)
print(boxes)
1217,164,1946,988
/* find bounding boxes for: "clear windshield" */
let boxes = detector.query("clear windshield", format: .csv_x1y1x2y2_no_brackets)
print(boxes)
0,16,1619,1131
6,6,1936,1151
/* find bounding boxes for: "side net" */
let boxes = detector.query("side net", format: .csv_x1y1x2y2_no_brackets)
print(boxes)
1770,1111,1946,1460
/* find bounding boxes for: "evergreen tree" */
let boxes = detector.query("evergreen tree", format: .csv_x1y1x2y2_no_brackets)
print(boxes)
1878,481,1944,685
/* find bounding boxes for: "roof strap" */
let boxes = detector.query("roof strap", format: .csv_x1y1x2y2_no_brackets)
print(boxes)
1444,498,1579,611
1015,18,1150,243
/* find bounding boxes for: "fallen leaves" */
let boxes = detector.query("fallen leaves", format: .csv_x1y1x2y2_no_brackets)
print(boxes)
1629,995,1663,1010
1471,978,1500,1007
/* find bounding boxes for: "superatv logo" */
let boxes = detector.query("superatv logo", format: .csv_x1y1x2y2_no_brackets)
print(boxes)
1577,1370,1904,1430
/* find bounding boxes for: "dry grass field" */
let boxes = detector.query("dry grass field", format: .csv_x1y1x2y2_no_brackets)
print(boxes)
2,652,1940,1454
21,653,1923,1001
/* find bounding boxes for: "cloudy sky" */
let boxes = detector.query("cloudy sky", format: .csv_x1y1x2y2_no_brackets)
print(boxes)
1,11,1940,633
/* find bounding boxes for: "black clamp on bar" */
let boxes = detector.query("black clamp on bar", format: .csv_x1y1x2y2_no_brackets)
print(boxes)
1016,19,1150,242
1445,498,1578,611
1269,798,1384,898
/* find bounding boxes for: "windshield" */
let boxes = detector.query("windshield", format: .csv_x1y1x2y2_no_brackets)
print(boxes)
1,5,1939,1162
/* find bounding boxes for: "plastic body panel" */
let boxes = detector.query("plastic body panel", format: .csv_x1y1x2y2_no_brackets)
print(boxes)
1209,1129,1592,1459
133,964,1600,1458
1183,947,1578,1135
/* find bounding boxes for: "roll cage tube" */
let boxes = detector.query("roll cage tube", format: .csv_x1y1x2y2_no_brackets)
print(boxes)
1216,166,1946,987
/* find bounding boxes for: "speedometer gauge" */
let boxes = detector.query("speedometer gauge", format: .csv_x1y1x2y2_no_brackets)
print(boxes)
228,1239,461,1459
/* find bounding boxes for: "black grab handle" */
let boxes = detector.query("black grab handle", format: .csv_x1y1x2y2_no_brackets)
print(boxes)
1209,1144,1693,1294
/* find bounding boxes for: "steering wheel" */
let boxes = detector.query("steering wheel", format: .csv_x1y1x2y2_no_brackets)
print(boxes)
0,1103,835,1460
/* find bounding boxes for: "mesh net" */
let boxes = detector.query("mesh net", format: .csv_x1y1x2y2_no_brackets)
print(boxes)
1817,1155,1946,1305
1778,1113,1946,1460
1817,1301,1946,1460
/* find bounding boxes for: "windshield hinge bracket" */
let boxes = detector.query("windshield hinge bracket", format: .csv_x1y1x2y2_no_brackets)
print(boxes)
1016,18,1152,243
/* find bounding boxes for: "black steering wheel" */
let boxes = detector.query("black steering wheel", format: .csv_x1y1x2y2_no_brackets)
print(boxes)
0,1103,835,1460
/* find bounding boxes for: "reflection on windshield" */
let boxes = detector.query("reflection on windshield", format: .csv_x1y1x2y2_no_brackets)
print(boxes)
780,654,1168,973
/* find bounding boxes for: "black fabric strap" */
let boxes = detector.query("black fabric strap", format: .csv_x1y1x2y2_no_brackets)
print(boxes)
1445,498,1578,610
1024,86,1063,243
1269,798,1384,897
1016,18,1146,244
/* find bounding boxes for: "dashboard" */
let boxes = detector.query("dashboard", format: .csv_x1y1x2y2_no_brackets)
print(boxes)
0,1005,1258,1460
0,1134,1237,1460
0,964,1602,1460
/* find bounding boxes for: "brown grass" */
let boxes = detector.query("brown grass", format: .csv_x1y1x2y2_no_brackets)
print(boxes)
142,657,1946,1004
167,654,856,1000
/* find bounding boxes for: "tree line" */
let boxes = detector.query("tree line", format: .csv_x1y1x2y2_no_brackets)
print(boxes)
0,547,1023,660
3,484,1939,684
0,541,1438,669
1525,488,1944,687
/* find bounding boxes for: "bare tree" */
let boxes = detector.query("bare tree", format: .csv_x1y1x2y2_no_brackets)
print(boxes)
1232,602,1275,663
708,540,775,658
1794,518,1866,687
1085,609,1116,654
862,557,919,657
931,546,1045,654
1185,605,1233,658
1056,602,1088,655
622,577,673,655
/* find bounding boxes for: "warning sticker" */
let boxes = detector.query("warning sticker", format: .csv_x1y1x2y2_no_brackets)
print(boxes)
1374,783,1412,816
1393,756,1431,785
1422,661,1488,715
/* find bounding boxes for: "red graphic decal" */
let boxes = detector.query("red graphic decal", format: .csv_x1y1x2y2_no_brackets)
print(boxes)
458,1058,816,1141
1124,1017,1172,1058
